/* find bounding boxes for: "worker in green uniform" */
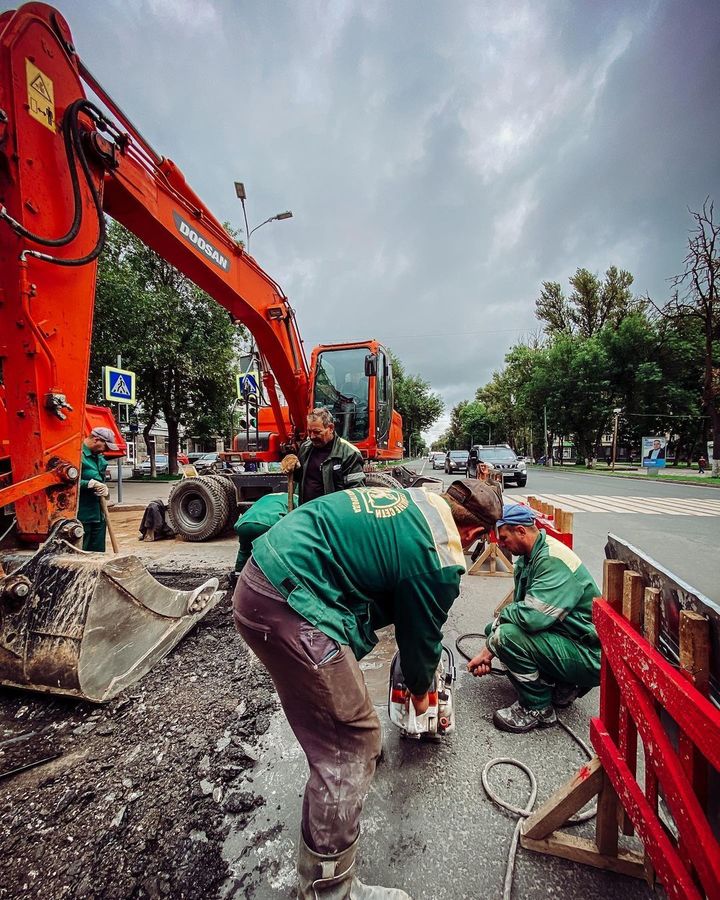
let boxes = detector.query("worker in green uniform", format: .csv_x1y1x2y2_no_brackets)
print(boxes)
280,407,365,504
78,427,116,552
232,479,502,899
467,503,601,733
233,491,293,573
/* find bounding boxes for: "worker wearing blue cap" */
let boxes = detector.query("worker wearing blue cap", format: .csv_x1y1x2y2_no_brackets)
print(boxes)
467,502,601,733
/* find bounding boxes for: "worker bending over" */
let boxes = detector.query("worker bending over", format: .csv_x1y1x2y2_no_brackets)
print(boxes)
467,503,601,733
233,480,501,898
232,491,291,573
280,407,365,503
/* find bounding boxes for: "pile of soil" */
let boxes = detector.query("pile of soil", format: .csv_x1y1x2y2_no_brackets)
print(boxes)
0,579,278,900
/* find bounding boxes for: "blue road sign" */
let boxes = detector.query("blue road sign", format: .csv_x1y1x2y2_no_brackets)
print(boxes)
236,371,259,399
104,366,136,404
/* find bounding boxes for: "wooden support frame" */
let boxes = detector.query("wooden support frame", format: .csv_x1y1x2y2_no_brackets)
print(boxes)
467,540,514,577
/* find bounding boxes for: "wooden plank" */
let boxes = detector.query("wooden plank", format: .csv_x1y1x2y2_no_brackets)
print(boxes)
594,769,619,857
678,610,710,857
563,511,574,534
643,586,661,887
618,570,643,834
622,570,645,630
523,757,603,840
467,542,513,577
493,587,515,617
602,559,627,611
643,587,661,648
520,831,645,880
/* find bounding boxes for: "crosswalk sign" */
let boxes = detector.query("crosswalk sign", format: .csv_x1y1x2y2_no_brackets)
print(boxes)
236,371,259,400
104,366,136,404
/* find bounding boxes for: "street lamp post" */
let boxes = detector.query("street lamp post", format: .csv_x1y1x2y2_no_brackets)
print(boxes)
611,407,622,472
234,182,293,252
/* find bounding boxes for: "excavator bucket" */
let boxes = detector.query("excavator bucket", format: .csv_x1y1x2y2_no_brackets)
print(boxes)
0,521,221,703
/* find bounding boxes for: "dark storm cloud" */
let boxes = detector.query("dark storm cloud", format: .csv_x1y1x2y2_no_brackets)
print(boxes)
52,0,720,439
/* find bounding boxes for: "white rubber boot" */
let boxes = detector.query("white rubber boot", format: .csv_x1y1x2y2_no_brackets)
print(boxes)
297,834,411,899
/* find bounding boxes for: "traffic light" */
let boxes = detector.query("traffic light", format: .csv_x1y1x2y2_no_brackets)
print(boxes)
246,392,258,430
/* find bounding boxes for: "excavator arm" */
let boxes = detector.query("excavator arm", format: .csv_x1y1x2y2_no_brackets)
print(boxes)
0,2,309,544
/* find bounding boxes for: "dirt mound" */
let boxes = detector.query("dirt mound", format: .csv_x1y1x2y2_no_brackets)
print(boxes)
0,587,277,900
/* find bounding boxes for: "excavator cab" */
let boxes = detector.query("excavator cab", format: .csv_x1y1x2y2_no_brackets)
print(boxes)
310,341,402,457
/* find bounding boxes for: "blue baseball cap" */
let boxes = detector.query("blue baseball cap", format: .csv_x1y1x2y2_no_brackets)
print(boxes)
496,503,536,527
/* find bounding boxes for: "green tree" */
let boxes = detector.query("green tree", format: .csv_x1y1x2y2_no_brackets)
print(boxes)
90,221,244,473
653,199,720,473
536,266,637,339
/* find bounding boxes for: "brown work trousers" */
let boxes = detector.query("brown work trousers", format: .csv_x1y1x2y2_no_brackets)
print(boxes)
232,559,382,854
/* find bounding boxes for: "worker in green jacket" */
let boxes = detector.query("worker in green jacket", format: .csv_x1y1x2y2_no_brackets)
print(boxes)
232,479,502,899
280,407,365,504
78,427,117,551
233,491,292,572
467,503,601,734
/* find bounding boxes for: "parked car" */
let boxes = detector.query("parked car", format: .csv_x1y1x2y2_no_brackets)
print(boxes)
444,449,469,474
135,454,169,475
472,444,527,487
430,451,446,470
105,462,134,481
193,452,220,473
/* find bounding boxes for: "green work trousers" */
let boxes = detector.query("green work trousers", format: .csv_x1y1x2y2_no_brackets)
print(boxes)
485,621,600,710
82,519,106,552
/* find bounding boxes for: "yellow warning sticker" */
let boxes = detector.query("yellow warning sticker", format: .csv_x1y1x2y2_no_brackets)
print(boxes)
26,59,55,132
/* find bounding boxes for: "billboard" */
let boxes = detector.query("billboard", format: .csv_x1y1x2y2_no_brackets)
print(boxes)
642,435,666,468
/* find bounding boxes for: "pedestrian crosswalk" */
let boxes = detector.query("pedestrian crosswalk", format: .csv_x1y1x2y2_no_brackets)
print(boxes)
513,493,720,517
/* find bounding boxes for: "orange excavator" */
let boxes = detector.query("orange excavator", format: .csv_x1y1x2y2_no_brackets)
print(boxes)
0,2,403,701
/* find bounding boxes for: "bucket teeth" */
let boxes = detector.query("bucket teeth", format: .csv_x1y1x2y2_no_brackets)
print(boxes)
0,519,221,702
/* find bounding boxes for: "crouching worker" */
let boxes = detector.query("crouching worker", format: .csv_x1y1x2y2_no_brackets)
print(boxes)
232,491,293,577
232,480,501,898
467,502,601,734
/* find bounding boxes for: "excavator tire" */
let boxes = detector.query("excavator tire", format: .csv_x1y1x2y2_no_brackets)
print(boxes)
364,471,403,490
167,475,230,542
208,474,240,528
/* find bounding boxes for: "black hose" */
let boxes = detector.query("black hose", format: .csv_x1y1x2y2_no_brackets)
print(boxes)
2,99,106,266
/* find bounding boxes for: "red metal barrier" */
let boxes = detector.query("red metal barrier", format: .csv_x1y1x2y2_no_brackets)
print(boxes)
520,558,720,899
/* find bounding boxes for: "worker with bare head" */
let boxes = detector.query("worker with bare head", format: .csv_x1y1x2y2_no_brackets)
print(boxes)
467,502,601,733
78,427,116,551
232,479,502,897
280,407,365,504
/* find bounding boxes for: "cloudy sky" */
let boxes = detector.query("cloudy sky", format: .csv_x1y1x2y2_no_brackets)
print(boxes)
41,0,720,439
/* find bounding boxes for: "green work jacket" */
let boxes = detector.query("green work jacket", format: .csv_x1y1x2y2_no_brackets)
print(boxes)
297,434,365,504
251,486,465,695
78,444,108,523
233,492,293,571
497,530,601,647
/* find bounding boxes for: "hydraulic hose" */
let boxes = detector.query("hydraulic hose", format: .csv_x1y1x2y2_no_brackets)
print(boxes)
2,99,107,266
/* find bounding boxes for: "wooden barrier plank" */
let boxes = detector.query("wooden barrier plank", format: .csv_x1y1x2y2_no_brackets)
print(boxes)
642,586,662,887
602,559,626,613
594,769,619,857
618,571,644,835
594,602,720,770
599,652,720,897
591,720,704,900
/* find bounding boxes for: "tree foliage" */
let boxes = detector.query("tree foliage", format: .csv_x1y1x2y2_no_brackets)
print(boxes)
89,220,244,473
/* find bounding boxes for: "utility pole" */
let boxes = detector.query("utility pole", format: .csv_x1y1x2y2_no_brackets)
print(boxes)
611,408,621,472
543,405,550,467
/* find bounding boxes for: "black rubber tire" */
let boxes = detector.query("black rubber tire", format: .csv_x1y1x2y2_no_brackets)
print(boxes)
167,475,231,542
364,471,403,490
516,476,527,487
207,473,239,527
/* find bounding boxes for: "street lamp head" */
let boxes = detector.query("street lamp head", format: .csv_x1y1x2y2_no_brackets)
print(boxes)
275,210,293,220
234,182,247,200
613,407,622,415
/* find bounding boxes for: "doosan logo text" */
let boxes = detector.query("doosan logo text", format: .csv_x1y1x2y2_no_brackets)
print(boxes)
172,212,230,272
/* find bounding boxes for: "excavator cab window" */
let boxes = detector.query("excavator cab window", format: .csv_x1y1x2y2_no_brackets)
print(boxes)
375,350,392,449
313,348,369,443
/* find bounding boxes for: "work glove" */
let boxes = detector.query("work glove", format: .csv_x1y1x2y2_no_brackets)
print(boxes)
280,454,300,475
88,479,110,498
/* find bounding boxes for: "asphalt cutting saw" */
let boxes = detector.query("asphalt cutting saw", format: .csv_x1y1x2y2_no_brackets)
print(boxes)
388,644,457,738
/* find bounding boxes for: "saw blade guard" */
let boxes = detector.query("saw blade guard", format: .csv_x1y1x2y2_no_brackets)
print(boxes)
0,520,220,702
388,643,456,738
